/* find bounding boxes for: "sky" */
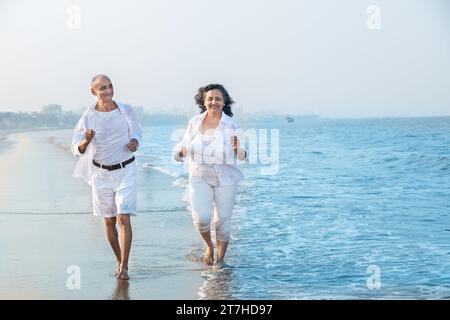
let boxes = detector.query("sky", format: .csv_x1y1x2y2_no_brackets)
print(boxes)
0,0,449,117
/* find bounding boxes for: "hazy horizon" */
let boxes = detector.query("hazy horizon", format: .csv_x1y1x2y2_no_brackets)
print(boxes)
1,0,449,117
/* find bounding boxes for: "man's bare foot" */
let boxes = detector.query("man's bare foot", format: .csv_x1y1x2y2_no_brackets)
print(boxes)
117,265,129,280
203,246,214,266
115,262,121,277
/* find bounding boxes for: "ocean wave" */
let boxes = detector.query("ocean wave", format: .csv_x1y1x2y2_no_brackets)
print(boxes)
141,162,182,178
47,136,71,153
138,208,187,213
172,176,188,188
404,154,450,170
383,156,401,163
379,154,450,171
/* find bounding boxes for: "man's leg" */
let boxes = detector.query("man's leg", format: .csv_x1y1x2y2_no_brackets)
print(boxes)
104,217,122,275
117,214,132,280
115,162,137,279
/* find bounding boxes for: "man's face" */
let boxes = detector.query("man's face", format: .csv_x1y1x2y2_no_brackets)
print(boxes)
91,77,114,101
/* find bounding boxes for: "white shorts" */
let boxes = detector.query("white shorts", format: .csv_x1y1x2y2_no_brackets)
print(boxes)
91,161,138,218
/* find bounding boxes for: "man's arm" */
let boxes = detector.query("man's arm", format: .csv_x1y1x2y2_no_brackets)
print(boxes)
77,129,95,154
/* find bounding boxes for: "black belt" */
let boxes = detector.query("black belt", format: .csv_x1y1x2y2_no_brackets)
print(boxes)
93,156,135,171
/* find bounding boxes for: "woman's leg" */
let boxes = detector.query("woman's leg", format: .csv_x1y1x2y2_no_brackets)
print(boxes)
214,183,238,267
190,177,215,266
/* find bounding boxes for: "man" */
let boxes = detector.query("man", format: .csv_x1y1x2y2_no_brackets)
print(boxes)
71,75,142,280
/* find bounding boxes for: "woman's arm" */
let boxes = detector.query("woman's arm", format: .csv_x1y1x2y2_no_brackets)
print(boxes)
230,135,247,161
174,118,193,162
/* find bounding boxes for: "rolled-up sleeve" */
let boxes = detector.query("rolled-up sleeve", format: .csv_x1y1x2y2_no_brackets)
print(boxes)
128,107,143,145
71,116,87,157
173,118,194,161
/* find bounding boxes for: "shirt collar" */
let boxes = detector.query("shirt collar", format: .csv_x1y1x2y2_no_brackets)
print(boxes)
194,111,231,134
198,110,231,125
88,101,125,114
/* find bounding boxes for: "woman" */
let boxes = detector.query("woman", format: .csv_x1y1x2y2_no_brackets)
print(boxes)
174,84,247,269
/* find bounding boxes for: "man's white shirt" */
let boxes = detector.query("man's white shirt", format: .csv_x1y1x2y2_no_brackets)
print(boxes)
71,102,142,185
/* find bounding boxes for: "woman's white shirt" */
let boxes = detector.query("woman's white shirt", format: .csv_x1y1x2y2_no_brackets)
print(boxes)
174,111,247,186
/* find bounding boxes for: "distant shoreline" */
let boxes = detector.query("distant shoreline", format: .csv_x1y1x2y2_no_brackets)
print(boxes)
0,127,72,137
0,127,72,154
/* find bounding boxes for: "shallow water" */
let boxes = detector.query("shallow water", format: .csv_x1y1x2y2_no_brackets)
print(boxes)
1,116,449,299
0,130,203,299
140,117,450,299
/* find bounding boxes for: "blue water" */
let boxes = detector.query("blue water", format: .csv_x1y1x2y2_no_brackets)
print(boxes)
139,116,450,299
3,117,448,299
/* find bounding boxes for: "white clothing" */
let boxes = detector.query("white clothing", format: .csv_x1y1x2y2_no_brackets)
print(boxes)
189,176,238,242
92,161,137,217
174,111,247,186
71,102,142,185
94,108,134,165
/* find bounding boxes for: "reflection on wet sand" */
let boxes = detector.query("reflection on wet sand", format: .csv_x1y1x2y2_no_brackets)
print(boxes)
110,280,130,300
199,267,234,300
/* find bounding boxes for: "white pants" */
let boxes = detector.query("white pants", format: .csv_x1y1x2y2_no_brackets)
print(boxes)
91,161,137,218
189,176,238,242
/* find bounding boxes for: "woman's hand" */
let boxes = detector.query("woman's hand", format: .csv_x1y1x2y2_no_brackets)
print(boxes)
177,146,187,161
231,136,247,160
230,136,240,151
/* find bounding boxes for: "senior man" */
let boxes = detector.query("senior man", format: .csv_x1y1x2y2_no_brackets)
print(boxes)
71,74,142,280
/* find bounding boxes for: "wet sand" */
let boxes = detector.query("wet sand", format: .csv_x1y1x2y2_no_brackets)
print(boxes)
0,130,206,299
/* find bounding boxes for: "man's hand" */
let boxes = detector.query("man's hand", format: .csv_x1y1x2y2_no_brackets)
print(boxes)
126,139,138,152
85,129,95,142
78,129,95,154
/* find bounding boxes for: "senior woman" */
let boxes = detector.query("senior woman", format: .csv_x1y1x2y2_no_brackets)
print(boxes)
174,84,247,269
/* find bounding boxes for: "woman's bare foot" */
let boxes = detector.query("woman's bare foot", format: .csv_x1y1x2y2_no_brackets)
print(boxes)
214,259,225,271
117,265,129,280
203,246,214,266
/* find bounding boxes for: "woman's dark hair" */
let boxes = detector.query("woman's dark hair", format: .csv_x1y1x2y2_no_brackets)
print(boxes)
195,84,234,117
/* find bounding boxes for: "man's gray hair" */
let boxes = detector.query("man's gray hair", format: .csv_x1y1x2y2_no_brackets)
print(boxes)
91,74,111,87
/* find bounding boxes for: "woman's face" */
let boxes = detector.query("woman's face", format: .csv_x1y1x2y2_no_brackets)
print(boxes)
204,89,224,115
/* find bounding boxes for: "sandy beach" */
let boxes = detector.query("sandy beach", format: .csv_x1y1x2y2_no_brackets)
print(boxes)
0,130,205,299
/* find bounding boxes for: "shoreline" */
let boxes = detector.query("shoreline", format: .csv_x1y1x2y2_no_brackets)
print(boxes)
0,127,71,153
0,129,205,299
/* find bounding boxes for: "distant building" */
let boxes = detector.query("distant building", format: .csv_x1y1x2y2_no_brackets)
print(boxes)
41,104,63,116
